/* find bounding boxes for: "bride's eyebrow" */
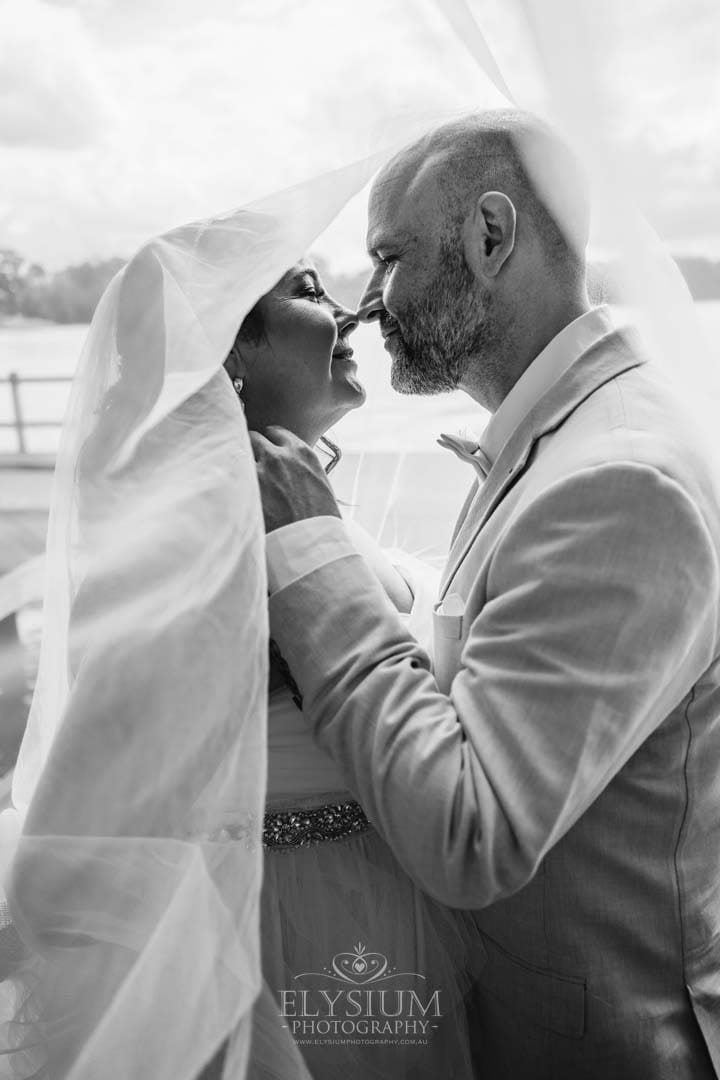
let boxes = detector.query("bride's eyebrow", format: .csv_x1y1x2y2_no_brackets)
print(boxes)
295,266,320,285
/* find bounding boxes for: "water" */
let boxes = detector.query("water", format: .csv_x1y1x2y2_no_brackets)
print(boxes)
0,320,488,455
2,303,719,455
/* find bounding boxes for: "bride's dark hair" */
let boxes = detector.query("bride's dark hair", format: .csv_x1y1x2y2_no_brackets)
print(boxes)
232,300,266,348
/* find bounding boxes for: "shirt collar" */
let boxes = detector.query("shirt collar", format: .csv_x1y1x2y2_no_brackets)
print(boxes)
480,305,618,468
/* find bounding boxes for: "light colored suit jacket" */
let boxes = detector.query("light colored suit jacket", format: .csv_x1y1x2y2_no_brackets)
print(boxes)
269,325,720,1079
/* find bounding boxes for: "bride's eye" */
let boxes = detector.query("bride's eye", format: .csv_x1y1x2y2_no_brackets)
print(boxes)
299,280,324,303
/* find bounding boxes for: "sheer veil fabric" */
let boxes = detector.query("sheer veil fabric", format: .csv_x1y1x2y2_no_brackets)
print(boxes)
0,1,714,1078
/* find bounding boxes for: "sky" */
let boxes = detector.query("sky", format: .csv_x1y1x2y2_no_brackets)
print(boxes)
2,0,719,269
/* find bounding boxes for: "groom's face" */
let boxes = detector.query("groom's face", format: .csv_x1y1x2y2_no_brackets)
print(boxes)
359,165,498,396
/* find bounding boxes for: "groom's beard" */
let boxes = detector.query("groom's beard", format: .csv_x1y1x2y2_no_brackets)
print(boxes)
388,243,500,396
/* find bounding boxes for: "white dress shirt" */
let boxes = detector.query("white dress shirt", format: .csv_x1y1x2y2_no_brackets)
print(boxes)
266,305,618,595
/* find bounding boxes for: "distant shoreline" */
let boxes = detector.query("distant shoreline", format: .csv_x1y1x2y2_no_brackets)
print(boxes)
1,296,719,334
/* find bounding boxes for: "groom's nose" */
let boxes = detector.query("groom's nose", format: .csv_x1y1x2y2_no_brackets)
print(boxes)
357,269,385,324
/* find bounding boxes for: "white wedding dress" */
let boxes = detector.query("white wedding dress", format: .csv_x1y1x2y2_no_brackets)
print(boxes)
254,524,480,1080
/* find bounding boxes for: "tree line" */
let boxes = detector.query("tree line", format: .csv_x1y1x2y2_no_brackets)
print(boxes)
1,247,719,326
0,249,125,324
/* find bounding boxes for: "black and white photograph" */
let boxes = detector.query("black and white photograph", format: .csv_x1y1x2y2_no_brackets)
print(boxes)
0,1,719,1077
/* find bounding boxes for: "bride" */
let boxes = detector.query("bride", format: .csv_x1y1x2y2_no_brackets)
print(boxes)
215,260,478,1079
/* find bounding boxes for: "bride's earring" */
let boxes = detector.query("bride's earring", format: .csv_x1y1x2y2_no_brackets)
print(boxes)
232,376,245,410
227,341,245,408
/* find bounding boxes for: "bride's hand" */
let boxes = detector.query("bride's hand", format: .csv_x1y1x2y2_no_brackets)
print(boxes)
249,426,341,533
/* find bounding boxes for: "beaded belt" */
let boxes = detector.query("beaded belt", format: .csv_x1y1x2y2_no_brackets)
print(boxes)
263,800,371,849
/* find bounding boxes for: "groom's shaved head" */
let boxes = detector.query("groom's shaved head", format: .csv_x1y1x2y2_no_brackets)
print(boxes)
374,109,589,279
361,109,592,409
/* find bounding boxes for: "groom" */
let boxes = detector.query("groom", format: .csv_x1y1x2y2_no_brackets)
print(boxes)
250,110,720,1079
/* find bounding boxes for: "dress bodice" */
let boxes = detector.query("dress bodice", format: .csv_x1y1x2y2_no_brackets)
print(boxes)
266,687,350,804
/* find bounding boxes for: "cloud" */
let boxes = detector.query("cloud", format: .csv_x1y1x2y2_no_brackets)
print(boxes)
1,0,719,267
0,0,111,148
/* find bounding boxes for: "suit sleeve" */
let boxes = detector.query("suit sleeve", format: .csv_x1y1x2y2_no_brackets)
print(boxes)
269,463,719,907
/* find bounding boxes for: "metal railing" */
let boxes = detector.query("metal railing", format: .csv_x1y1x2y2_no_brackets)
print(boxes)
0,372,71,457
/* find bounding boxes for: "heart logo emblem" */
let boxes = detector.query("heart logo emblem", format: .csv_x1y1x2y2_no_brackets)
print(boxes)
332,945,388,984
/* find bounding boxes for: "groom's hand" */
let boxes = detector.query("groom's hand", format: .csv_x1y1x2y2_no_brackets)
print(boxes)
249,426,341,533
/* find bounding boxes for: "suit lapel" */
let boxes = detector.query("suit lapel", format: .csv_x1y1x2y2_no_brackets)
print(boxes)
450,477,481,547
440,328,648,598
440,434,536,596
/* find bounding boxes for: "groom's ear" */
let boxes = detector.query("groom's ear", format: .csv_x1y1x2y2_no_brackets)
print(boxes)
463,191,517,280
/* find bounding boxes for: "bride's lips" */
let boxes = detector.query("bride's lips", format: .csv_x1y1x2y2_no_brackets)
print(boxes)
331,344,364,395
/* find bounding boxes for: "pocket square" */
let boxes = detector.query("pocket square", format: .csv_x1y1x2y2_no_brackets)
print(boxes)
434,592,465,639
433,594,465,694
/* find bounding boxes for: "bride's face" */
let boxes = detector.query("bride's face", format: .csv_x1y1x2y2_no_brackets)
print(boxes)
234,261,364,445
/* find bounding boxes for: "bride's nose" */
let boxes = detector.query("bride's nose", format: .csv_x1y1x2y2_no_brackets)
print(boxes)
335,303,359,339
